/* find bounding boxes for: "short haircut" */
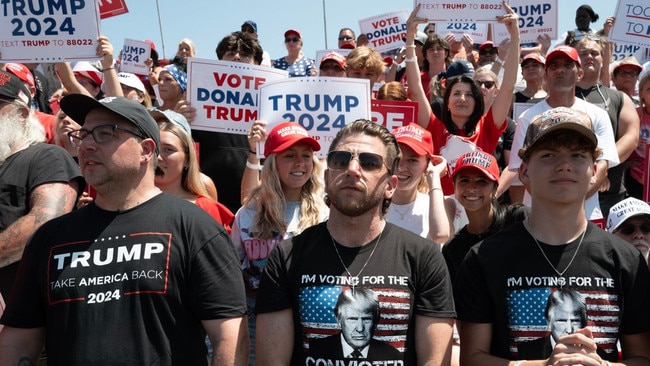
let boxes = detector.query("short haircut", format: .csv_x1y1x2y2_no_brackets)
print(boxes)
334,288,380,327
345,46,385,75
328,119,400,214
215,31,263,65
339,27,356,38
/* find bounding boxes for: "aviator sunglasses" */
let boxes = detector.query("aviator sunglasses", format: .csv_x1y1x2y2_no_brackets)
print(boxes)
327,151,385,172
476,80,495,89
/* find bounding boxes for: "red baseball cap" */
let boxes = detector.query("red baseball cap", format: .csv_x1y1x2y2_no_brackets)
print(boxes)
284,29,301,38
521,53,545,67
320,52,346,68
392,123,434,159
264,122,320,158
545,46,581,69
5,63,35,88
479,41,495,51
452,151,500,182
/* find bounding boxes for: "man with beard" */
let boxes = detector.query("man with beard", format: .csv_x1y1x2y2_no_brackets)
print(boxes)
254,119,455,365
0,70,82,318
607,197,650,267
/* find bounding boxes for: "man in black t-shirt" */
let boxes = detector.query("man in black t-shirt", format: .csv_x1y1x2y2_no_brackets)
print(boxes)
454,107,650,365
255,120,455,365
0,95,247,365
0,70,82,314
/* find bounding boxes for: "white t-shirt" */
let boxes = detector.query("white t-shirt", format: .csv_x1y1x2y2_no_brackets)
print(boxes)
386,192,431,239
508,98,619,220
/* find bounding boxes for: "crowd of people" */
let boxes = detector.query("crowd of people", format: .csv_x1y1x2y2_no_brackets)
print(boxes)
1,1,650,365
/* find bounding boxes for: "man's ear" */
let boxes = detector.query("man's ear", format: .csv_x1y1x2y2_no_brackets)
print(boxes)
384,173,398,200
140,138,156,164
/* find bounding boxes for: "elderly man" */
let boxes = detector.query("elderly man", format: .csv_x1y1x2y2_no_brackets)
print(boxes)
0,70,82,316
0,95,248,365
607,197,650,267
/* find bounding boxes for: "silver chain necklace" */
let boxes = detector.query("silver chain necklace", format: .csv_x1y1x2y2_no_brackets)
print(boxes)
523,218,586,281
330,229,383,293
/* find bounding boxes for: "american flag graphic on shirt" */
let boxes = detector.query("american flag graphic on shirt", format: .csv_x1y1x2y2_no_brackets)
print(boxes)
507,287,620,357
298,285,411,352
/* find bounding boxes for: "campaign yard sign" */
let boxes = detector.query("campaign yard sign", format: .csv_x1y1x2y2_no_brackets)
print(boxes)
0,0,101,62
187,58,288,134
359,10,409,54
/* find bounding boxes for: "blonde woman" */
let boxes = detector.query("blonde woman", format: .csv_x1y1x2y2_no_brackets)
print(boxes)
231,122,327,365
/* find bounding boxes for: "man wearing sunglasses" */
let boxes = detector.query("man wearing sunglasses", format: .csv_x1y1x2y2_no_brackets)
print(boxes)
255,119,455,365
240,20,272,67
337,28,356,49
477,41,499,67
607,197,650,267
0,95,248,365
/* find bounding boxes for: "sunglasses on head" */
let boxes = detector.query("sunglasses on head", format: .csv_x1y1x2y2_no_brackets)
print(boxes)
479,48,498,56
327,151,385,172
616,223,650,235
338,36,353,41
285,37,300,43
476,80,495,89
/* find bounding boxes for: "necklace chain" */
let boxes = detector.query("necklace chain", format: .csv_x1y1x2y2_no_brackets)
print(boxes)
391,202,413,220
330,229,383,290
523,219,586,277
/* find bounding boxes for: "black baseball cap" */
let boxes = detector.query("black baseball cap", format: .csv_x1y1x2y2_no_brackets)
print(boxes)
60,95,160,154
0,70,31,106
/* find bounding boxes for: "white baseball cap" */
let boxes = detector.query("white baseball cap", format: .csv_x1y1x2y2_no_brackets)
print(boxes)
116,72,146,94
606,197,650,232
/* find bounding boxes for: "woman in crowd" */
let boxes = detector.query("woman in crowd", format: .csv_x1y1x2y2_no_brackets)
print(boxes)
116,72,152,107
387,123,450,243
627,72,650,199
272,29,316,77
154,121,233,231
231,122,327,365
513,53,547,105
54,109,81,159
405,3,520,195
176,38,196,64
156,64,187,111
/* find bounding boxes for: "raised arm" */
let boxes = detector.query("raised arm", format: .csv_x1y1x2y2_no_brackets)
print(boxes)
96,36,122,98
240,120,267,204
405,5,435,129
427,156,451,243
490,1,521,129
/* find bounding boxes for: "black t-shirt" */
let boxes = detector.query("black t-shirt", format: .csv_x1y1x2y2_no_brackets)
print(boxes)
0,143,83,297
192,130,248,213
256,222,456,365
454,222,650,361
1,193,247,365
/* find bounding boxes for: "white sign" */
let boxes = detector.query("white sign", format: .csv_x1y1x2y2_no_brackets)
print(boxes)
611,44,650,63
436,22,488,43
187,58,288,134
119,39,150,75
493,0,557,44
0,0,101,62
359,10,410,53
314,49,352,70
415,0,505,22
610,0,650,48
259,77,372,157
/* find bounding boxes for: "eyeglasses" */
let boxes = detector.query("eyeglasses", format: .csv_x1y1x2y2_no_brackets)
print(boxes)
338,36,353,41
68,124,146,147
616,223,650,235
242,27,256,34
479,48,498,56
285,37,300,43
426,29,436,34
327,151,385,172
320,64,344,72
476,80,495,89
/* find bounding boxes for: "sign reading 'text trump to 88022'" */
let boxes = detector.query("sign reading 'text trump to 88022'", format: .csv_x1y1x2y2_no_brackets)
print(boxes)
0,0,101,62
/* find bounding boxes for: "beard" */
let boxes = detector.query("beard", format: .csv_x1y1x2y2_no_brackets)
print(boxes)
0,111,25,163
326,182,385,217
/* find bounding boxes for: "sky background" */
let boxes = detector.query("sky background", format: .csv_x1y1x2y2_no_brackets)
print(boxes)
101,0,617,62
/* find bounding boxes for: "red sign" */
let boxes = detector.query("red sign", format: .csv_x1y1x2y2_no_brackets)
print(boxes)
99,0,129,19
370,99,419,131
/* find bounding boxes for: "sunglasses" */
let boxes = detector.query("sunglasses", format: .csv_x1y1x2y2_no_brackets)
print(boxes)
242,28,256,34
338,36,353,41
476,80,495,89
617,70,639,78
285,37,300,43
327,151,385,172
616,223,650,235
479,48,498,56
